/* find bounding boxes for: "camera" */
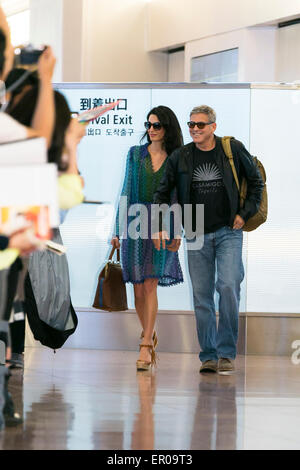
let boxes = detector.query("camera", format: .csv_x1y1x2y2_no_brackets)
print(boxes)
14,45,44,66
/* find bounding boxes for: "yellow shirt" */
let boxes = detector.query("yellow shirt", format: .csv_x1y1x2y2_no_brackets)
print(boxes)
0,248,19,270
58,174,84,210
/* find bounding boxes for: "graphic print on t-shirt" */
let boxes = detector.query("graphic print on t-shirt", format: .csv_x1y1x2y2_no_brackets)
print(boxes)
190,146,230,233
192,162,223,194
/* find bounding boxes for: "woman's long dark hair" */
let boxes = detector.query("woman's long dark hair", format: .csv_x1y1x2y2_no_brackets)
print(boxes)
142,105,183,155
4,68,39,113
7,86,71,171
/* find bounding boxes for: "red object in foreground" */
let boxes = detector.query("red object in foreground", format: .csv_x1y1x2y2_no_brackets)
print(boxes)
25,206,52,240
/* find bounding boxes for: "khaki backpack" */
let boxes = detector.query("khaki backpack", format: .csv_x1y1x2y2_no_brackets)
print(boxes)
221,136,268,232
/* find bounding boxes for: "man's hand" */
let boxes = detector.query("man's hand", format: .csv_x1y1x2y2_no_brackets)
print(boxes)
152,231,169,251
167,237,181,252
38,46,56,82
233,215,245,230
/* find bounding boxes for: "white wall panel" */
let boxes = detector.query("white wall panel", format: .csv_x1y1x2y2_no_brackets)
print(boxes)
148,0,300,51
0,0,29,16
81,0,168,83
151,87,251,145
30,0,63,82
185,27,277,83
151,87,251,311
277,23,300,82
57,84,300,315
58,87,152,308
56,84,251,312
248,88,300,313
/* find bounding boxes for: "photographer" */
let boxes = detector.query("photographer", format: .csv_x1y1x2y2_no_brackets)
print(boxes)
0,43,57,368
4,85,85,370
1,6,56,147
0,46,56,147
0,5,57,427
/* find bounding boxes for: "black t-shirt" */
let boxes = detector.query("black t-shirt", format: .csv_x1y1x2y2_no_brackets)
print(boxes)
190,144,230,234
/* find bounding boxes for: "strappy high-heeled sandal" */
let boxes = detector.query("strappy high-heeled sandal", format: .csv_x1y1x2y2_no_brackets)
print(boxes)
140,330,158,349
136,344,156,371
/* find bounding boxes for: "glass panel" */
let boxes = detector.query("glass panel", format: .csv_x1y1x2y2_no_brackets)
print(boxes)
191,48,239,83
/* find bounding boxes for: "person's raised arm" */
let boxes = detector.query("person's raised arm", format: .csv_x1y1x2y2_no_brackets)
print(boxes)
0,6,14,81
63,118,86,175
31,46,56,148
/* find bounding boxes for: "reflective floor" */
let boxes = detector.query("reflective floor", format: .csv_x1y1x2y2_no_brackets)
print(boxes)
1,349,300,450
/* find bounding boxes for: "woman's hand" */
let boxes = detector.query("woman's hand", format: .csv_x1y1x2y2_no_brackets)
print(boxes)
111,236,120,249
38,46,56,83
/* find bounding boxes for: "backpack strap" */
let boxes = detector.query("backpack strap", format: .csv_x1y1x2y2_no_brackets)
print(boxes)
221,136,240,193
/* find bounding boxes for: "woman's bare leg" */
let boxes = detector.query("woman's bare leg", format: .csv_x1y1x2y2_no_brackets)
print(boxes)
134,284,146,331
139,279,159,362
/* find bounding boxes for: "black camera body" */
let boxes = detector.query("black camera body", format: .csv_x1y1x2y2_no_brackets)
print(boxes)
14,45,44,66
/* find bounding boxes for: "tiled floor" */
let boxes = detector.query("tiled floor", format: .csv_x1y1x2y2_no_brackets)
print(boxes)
1,348,300,450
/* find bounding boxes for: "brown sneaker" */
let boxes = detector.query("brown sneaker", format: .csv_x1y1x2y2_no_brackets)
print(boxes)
199,360,218,373
218,358,234,372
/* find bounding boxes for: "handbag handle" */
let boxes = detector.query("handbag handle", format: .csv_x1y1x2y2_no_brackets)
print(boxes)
109,246,120,262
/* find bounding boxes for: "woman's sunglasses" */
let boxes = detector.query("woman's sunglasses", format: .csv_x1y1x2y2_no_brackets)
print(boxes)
187,121,214,129
144,121,162,131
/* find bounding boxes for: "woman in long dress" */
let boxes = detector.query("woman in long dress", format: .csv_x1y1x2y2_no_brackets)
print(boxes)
111,106,184,371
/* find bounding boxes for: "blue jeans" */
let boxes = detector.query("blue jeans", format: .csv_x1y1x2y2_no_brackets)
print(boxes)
187,226,244,362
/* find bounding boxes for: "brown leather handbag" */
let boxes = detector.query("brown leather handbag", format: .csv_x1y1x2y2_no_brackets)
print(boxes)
93,247,128,312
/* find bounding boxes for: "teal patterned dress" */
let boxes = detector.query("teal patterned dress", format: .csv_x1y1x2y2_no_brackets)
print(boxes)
116,144,183,286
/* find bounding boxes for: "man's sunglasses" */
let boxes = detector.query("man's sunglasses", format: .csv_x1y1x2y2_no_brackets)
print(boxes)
187,121,214,129
144,121,163,131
